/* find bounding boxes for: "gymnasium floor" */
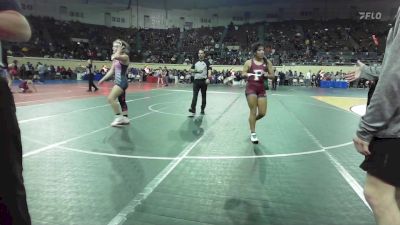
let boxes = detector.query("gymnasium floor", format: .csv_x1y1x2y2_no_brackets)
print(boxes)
15,81,374,225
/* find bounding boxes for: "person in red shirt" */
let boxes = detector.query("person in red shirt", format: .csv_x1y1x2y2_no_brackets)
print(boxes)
17,77,36,93
242,43,274,144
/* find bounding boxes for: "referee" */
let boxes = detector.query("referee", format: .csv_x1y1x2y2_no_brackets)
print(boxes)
86,59,98,92
188,49,212,115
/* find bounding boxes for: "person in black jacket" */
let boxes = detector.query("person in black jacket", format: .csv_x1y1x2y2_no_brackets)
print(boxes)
0,0,32,224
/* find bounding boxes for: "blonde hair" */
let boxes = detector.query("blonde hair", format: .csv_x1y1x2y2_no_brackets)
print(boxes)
113,39,130,54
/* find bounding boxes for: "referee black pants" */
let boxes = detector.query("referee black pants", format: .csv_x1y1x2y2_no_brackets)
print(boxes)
88,73,98,91
0,78,31,225
190,79,207,112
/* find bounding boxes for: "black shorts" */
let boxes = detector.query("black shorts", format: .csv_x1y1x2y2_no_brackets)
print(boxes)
360,137,400,187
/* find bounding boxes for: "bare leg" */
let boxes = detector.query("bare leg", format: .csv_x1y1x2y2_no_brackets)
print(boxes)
247,95,258,133
364,173,400,225
107,85,124,114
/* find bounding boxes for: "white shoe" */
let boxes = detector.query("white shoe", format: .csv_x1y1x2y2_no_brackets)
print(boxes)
120,116,130,125
111,116,124,127
250,133,259,144
111,116,130,126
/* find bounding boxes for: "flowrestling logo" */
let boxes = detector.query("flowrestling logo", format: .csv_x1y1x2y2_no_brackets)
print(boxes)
359,12,382,20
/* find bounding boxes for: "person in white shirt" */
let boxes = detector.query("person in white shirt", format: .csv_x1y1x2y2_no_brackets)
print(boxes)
305,70,311,87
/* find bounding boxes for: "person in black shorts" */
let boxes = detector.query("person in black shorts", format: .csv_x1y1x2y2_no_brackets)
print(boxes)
345,9,400,224
0,0,32,224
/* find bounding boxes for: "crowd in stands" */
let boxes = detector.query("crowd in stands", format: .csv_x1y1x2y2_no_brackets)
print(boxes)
4,16,390,67
8,60,76,81
8,56,371,90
